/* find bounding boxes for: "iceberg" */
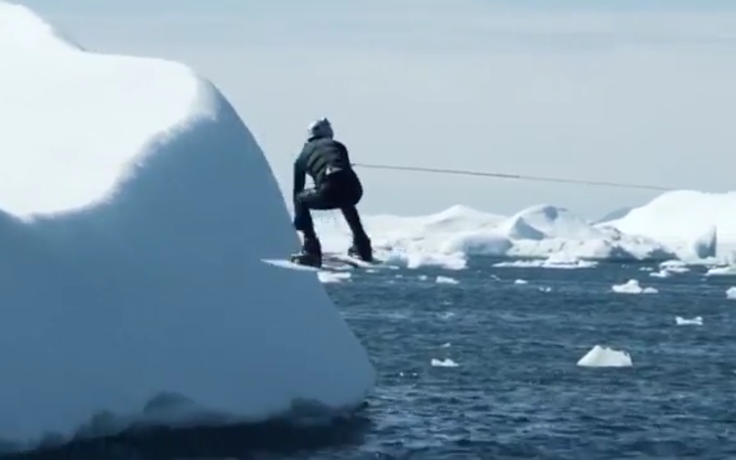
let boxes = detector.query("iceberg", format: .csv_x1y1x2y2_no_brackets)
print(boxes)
0,1,373,452
606,190,736,260
318,189,736,267
316,203,674,268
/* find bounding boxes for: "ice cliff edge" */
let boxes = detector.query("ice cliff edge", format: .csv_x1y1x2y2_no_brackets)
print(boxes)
0,1,375,451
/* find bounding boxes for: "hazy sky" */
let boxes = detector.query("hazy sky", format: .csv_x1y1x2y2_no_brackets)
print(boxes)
16,0,736,218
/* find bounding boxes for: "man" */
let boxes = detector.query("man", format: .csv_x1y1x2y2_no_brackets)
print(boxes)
290,117,373,268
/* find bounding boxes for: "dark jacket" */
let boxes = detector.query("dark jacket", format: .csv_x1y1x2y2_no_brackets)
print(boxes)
293,137,354,196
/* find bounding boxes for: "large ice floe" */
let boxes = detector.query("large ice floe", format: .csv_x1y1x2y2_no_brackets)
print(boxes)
0,1,374,453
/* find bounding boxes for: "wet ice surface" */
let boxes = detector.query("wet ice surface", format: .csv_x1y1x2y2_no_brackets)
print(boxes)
324,258,736,459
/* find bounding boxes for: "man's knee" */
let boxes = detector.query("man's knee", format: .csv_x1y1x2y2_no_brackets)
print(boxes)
296,187,331,210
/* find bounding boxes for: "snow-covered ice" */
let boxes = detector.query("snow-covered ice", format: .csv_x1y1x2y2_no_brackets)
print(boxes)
317,203,675,270
577,345,633,367
0,2,373,452
315,189,736,268
612,279,658,294
607,190,736,260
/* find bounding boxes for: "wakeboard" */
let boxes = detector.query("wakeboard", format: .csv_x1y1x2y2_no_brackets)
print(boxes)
262,252,382,272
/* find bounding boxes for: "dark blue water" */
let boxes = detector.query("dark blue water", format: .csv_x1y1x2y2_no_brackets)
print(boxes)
16,258,736,459
321,258,736,459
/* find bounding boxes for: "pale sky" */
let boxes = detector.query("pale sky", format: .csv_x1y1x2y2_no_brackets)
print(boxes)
16,0,736,219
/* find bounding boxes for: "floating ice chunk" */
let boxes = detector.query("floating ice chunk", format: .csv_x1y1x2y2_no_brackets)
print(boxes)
612,279,658,294
705,265,736,276
431,358,459,367
577,345,633,367
727,287,736,299
494,254,596,269
649,269,671,278
514,279,528,285
542,253,599,269
675,316,703,326
318,271,351,283
435,276,459,285
387,251,467,270
660,260,690,273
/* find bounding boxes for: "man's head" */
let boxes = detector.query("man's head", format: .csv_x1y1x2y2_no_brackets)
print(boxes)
307,117,334,140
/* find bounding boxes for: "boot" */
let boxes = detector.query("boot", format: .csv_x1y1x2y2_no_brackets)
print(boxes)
291,234,322,268
290,251,322,268
348,237,373,262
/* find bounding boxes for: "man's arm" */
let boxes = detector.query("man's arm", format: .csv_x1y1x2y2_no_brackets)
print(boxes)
293,149,306,198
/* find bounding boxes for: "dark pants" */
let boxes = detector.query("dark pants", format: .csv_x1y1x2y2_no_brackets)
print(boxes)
293,170,369,252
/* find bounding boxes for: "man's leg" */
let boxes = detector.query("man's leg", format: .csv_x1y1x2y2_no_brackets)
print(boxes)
291,189,324,267
341,206,373,262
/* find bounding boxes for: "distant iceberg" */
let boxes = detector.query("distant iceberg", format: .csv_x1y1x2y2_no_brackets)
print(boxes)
317,202,675,269
606,190,734,260
317,189,736,268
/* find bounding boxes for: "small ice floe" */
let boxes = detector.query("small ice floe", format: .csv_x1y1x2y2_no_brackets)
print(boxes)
438,312,455,320
436,275,459,285
577,345,633,367
705,265,736,277
417,275,428,281
649,269,671,278
431,358,459,367
726,287,736,300
675,316,703,326
514,279,528,285
398,252,466,270
639,266,654,272
318,271,351,283
611,279,658,294
660,260,689,273
542,253,598,269
440,342,452,348
494,254,596,269
538,286,552,292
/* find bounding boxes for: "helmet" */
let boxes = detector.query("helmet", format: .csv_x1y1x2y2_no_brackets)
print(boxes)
307,117,334,140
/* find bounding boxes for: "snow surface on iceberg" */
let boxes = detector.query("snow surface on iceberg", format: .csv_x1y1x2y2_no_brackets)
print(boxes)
0,1,374,452
316,203,674,268
606,190,734,259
